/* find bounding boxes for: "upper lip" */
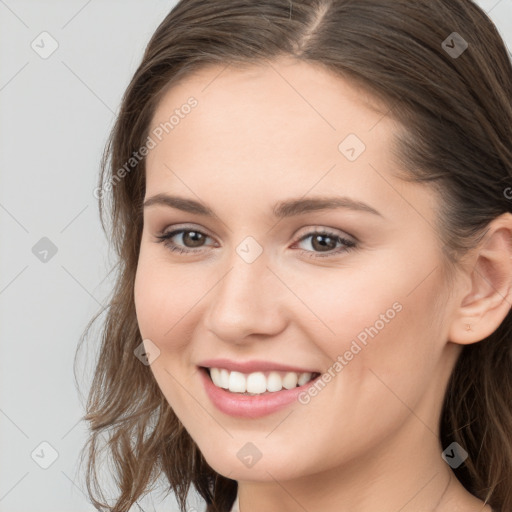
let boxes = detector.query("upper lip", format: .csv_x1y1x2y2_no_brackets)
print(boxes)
198,358,320,374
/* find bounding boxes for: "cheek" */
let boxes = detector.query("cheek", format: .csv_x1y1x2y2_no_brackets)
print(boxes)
134,250,204,350
302,250,448,405
326,270,447,424
133,253,203,413
134,256,162,339
284,267,448,467
278,260,430,362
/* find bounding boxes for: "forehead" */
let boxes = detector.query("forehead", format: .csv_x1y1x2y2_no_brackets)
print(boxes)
142,57,421,224
149,58,393,164
150,56,390,137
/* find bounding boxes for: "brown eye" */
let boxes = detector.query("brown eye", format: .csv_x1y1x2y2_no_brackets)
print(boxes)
156,228,213,254
180,230,207,248
294,229,357,258
310,233,338,252
155,226,357,258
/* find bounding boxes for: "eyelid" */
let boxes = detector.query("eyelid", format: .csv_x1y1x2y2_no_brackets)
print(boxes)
156,223,216,242
157,223,355,242
295,224,357,242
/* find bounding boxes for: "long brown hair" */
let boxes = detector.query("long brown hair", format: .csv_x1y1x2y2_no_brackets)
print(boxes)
75,1,512,511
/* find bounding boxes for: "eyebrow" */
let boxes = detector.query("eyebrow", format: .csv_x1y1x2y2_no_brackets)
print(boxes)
143,193,383,218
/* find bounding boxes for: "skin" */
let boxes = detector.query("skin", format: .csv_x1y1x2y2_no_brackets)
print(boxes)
134,56,512,512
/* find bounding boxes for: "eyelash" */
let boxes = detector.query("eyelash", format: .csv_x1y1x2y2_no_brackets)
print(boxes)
155,226,357,258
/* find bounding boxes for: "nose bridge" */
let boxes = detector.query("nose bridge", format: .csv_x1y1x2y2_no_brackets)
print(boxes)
204,241,286,341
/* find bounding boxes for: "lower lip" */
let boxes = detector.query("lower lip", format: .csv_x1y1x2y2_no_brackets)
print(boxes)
199,367,320,418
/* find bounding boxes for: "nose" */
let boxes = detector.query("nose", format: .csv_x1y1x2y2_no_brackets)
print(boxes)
203,250,289,344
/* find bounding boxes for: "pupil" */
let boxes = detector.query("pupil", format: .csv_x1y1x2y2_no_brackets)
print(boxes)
313,234,335,252
185,231,204,247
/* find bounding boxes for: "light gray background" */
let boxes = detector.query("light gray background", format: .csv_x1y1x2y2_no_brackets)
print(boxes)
0,1,510,511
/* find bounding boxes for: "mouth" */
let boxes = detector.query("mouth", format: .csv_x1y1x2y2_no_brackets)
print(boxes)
200,366,322,396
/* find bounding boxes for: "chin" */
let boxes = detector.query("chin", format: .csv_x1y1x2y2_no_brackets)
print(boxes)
199,443,311,482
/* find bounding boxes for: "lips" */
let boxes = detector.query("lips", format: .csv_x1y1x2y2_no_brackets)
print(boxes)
198,365,322,418
197,358,320,374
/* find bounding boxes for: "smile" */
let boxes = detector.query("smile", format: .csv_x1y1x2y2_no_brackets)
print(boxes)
206,367,321,395
199,366,322,418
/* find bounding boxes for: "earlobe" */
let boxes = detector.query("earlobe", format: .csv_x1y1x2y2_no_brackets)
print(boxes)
448,213,512,346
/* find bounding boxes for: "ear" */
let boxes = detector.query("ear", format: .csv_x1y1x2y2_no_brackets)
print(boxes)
448,212,512,345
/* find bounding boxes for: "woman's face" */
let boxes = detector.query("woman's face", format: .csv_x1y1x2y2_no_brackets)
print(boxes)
134,57,463,483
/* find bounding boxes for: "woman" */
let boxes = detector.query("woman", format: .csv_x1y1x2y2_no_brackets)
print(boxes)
78,1,512,511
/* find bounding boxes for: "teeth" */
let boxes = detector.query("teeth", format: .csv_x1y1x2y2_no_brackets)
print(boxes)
298,372,313,386
210,368,230,389
208,368,317,395
219,368,230,389
229,371,246,393
267,372,282,392
247,372,267,393
282,372,298,389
